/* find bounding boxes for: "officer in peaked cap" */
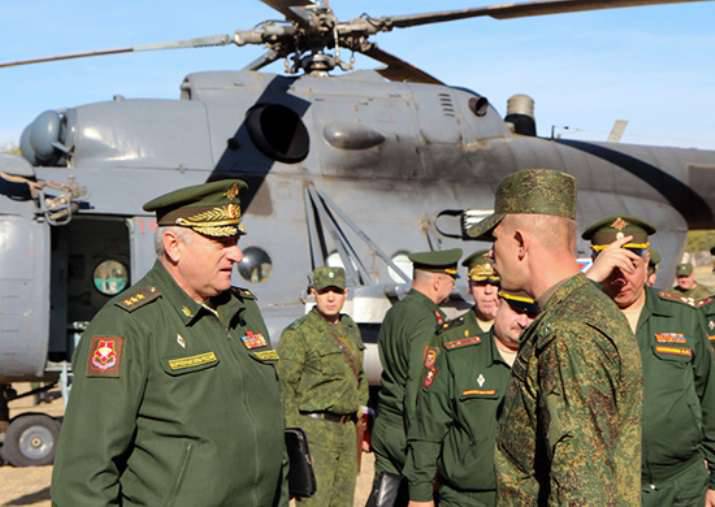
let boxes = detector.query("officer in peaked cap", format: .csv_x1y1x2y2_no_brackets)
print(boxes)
405,289,538,507
468,169,642,506
674,262,713,301
366,248,461,507
277,266,368,507
584,215,715,507
52,180,288,507
463,250,501,333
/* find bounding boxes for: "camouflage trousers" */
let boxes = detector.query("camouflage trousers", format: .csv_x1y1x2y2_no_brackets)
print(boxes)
641,456,708,507
438,483,496,507
297,415,357,507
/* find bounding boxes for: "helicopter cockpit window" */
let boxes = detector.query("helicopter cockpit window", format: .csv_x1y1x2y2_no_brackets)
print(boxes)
93,260,128,296
238,246,273,284
246,104,309,163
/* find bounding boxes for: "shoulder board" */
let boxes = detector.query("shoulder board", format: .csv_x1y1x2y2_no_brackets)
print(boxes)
437,316,465,334
232,287,256,300
444,336,481,350
696,297,713,308
116,286,161,312
658,290,696,307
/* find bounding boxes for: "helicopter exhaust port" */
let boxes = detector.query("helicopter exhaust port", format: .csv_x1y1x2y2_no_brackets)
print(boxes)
504,94,536,137
245,104,309,163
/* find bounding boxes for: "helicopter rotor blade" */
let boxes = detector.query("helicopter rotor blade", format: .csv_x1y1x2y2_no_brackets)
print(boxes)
373,0,709,28
261,0,318,23
0,33,241,69
358,44,443,85
241,49,282,71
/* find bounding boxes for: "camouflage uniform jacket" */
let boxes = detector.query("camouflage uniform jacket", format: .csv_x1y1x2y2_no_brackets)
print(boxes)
373,289,445,467
639,287,715,487
404,320,508,501
52,261,287,507
277,307,368,426
495,273,643,506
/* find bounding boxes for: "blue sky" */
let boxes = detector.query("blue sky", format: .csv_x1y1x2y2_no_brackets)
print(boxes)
1,0,714,149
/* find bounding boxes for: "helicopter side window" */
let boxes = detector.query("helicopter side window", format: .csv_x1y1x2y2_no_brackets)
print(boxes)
93,260,129,296
238,246,273,284
246,104,309,163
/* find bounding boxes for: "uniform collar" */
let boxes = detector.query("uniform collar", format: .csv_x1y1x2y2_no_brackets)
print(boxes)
407,288,439,309
644,285,675,318
539,273,590,312
307,306,347,329
488,327,513,367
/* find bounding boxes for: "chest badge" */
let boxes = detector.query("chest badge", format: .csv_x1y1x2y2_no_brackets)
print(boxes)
477,373,486,387
434,311,444,325
709,320,715,331
177,334,187,349
181,306,193,317
241,330,268,349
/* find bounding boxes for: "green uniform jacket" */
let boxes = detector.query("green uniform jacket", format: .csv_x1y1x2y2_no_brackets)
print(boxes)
696,296,715,348
51,261,288,507
495,274,643,506
373,289,445,473
277,307,369,426
404,313,507,502
638,287,715,487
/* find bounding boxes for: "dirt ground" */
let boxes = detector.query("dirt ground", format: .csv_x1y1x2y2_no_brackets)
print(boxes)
0,385,374,506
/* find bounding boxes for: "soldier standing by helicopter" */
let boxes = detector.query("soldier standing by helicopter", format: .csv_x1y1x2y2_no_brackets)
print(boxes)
51,180,288,507
366,249,462,507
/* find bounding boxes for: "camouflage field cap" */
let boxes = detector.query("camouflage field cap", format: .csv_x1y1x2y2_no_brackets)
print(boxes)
409,248,463,277
311,266,346,291
462,250,500,283
467,168,576,240
581,216,655,252
143,179,247,238
499,289,539,315
676,263,694,276
648,248,661,270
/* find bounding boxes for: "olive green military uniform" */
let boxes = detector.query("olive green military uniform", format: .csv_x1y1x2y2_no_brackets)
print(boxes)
52,262,287,507
674,263,713,301
697,296,715,347
636,288,715,505
467,170,643,506
404,319,506,507
494,274,643,505
51,180,288,507
277,270,368,507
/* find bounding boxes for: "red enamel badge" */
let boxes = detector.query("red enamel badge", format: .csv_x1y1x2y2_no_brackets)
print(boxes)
87,336,124,377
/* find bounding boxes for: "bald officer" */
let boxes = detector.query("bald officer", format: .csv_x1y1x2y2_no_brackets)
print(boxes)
366,249,462,507
584,216,715,506
462,250,501,333
51,180,287,507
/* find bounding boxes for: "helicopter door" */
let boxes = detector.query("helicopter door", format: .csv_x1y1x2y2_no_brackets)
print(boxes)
0,216,50,380
49,216,132,362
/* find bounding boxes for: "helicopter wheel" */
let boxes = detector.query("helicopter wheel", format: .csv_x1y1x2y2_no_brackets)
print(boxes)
1,413,60,467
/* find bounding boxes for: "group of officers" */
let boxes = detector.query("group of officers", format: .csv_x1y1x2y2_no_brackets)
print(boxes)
49,168,715,507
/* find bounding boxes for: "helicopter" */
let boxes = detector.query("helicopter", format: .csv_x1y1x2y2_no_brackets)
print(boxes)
0,0,714,467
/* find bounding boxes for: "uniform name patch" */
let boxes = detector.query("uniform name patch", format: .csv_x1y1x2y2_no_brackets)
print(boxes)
241,330,268,349
444,336,481,350
87,336,124,377
168,352,218,370
655,346,692,358
253,350,279,361
463,389,497,396
655,332,687,344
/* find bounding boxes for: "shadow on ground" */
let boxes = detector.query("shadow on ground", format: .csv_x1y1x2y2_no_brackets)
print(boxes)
5,486,51,505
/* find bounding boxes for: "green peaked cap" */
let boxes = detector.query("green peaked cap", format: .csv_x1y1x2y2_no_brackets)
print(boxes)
499,289,539,315
462,250,499,282
311,266,346,290
408,248,462,277
467,168,576,240
676,263,694,276
582,216,655,251
143,179,248,237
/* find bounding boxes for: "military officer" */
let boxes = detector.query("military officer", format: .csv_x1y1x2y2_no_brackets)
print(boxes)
462,250,501,333
277,266,368,507
647,247,660,287
366,248,462,507
673,262,713,301
404,290,538,507
584,216,715,506
51,180,288,507
467,169,642,505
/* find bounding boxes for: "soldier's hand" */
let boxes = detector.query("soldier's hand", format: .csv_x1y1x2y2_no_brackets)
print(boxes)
585,235,640,283
705,488,715,507
407,501,434,507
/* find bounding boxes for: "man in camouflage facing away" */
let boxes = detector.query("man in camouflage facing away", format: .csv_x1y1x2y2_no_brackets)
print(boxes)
277,266,368,507
468,168,642,506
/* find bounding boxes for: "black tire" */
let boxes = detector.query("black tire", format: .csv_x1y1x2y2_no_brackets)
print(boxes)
1,413,60,467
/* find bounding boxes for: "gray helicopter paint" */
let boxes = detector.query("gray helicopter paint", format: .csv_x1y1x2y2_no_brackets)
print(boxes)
2,67,715,383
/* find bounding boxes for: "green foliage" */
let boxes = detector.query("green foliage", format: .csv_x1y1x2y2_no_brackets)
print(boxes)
686,230,715,253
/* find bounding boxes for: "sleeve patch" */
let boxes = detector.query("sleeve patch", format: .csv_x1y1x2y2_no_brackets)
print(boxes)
87,336,124,377
444,336,481,350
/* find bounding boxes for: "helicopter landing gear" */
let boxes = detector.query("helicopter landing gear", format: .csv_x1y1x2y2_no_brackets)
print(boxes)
1,412,60,467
